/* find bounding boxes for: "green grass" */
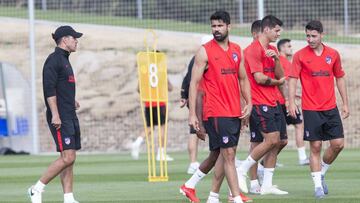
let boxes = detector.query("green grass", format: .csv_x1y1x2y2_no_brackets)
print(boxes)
1,6,360,44
0,150,359,202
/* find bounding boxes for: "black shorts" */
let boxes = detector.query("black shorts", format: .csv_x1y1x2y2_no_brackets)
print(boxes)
249,104,287,142
303,107,344,141
281,104,302,125
47,117,81,152
145,106,166,127
204,117,241,151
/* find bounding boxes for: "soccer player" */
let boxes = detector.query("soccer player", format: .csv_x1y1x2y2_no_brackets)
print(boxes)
131,79,174,161
277,38,309,165
28,25,83,203
237,15,288,195
180,35,213,174
188,10,252,203
288,20,349,199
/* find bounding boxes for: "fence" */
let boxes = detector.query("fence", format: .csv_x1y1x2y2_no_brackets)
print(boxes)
0,0,359,153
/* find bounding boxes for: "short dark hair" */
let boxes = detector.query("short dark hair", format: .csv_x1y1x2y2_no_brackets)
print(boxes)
210,10,231,25
305,20,323,33
55,37,63,45
261,15,283,32
251,20,262,34
277,38,291,52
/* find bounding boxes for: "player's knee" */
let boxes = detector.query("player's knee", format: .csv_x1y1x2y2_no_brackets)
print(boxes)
208,150,220,164
311,144,322,154
265,138,279,147
280,139,288,147
332,143,344,152
61,154,76,166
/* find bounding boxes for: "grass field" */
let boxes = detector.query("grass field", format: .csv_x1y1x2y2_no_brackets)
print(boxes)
1,6,360,44
0,149,360,202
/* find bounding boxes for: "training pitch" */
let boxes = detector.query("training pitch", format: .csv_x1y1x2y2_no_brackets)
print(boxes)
0,149,359,202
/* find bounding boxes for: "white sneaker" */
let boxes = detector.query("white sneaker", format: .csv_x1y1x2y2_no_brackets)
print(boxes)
187,162,200,174
131,142,140,160
206,197,221,203
28,186,42,203
235,159,243,168
275,162,284,167
299,158,310,165
260,185,288,195
250,184,261,195
236,168,248,194
156,149,174,161
64,200,79,203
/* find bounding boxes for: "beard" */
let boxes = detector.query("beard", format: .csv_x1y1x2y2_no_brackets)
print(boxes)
213,31,228,42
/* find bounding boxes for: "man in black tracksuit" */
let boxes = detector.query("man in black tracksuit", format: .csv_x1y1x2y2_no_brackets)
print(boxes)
28,25,82,203
180,36,213,174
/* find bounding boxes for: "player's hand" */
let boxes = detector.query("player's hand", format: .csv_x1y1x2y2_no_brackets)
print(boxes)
288,101,299,118
342,104,350,119
51,115,62,130
278,77,286,85
241,116,249,131
75,100,80,110
240,103,252,120
189,114,200,131
265,49,279,60
196,124,206,141
180,98,188,108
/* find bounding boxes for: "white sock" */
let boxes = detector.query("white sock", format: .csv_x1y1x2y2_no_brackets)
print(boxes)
297,146,307,160
250,179,260,188
233,195,244,203
190,162,199,167
239,155,257,174
257,162,264,171
207,191,220,201
311,171,322,188
134,136,143,146
33,180,45,192
262,168,274,188
64,193,75,202
209,191,219,198
321,160,330,176
185,169,206,188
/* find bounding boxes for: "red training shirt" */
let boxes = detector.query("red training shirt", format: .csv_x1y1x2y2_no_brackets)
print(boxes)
289,44,345,111
244,40,278,106
202,39,242,118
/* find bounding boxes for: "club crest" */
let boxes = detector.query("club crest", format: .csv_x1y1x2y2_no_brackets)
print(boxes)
232,53,238,63
64,137,71,145
251,132,256,138
325,56,332,64
305,131,310,137
223,136,229,144
262,106,268,112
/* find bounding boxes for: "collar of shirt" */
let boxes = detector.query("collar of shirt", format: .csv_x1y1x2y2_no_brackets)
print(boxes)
55,47,70,58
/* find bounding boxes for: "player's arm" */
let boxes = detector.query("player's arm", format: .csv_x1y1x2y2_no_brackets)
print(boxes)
288,52,301,118
167,79,173,92
336,77,349,119
238,50,252,122
43,60,61,130
195,90,206,141
250,49,285,86
253,72,285,86
288,77,298,118
333,52,349,119
180,57,195,108
269,50,284,79
189,46,207,131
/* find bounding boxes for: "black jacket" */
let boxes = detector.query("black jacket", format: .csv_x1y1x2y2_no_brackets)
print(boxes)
43,47,77,120
180,56,195,100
